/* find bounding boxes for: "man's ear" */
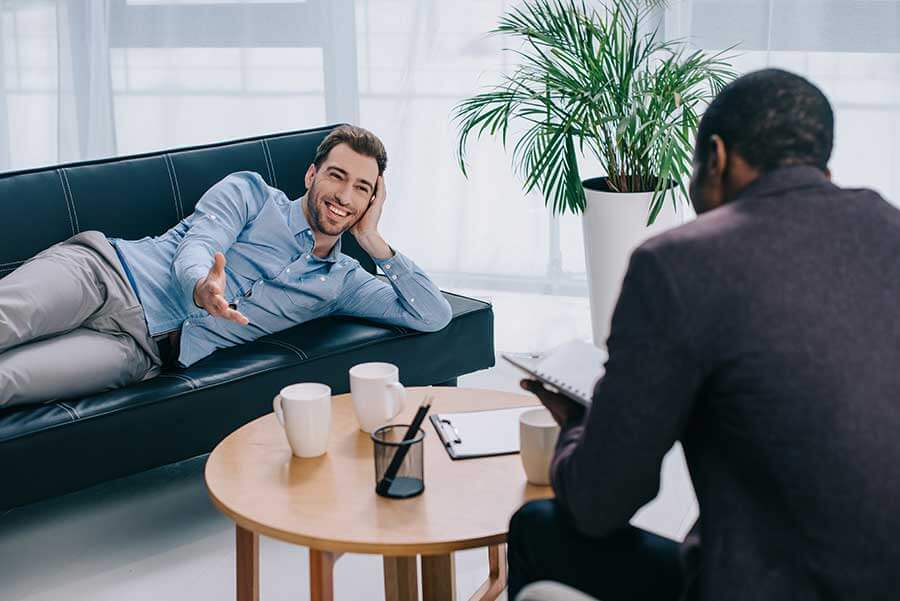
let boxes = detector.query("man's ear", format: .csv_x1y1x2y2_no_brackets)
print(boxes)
304,164,316,190
708,134,728,180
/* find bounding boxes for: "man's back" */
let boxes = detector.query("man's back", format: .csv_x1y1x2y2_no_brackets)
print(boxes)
651,166,900,599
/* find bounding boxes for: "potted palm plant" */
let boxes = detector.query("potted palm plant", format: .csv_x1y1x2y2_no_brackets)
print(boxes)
454,0,735,344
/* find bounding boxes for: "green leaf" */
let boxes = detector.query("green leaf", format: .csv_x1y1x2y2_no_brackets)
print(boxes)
452,0,737,216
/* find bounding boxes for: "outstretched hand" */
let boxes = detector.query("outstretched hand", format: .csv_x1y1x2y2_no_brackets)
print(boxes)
520,379,585,426
192,252,250,326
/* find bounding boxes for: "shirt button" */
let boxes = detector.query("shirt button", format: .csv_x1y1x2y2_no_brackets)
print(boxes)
410,298,415,303
209,215,217,221
385,264,392,270
319,276,326,282
286,268,291,273
391,275,398,281
305,254,311,260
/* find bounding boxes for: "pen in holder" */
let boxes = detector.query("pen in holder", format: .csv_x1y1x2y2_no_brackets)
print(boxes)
372,424,425,498
373,395,433,498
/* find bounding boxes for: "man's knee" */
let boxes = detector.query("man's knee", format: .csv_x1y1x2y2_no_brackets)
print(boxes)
509,499,562,551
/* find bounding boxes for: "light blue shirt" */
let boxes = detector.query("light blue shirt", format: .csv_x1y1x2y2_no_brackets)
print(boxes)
111,171,452,367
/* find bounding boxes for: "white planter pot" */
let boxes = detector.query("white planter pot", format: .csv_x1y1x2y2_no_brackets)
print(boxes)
581,180,684,346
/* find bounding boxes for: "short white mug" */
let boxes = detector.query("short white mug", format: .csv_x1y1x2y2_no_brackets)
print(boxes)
349,362,406,433
519,408,561,486
273,383,332,458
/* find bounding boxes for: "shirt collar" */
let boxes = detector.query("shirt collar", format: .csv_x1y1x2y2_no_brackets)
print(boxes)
293,193,342,263
733,165,831,203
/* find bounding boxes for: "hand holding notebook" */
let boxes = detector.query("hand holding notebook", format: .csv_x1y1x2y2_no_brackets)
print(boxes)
503,339,607,406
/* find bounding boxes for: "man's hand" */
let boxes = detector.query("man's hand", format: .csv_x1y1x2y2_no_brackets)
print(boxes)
192,252,250,326
520,379,585,426
351,175,392,260
350,175,386,239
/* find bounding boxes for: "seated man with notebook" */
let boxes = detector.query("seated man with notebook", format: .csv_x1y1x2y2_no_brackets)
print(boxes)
508,69,900,601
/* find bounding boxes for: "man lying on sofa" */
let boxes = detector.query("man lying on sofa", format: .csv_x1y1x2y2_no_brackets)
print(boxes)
0,125,452,408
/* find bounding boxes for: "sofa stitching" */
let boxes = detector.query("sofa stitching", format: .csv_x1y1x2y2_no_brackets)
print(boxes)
56,169,76,236
0,306,493,442
55,402,77,421
258,339,308,360
157,373,198,389
278,340,309,360
58,401,80,419
163,155,182,219
59,169,81,233
259,141,274,185
262,139,278,187
168,156,185,217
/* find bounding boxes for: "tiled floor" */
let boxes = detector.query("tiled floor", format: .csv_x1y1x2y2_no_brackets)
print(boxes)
0,290,696,601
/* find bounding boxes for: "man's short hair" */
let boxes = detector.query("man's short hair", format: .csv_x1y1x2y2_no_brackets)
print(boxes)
696,69,834,172
313,125,387,175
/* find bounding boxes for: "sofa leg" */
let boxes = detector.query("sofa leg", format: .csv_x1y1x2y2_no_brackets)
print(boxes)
434,378,458,387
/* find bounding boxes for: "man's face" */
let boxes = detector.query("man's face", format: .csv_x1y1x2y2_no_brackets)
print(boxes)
304,143,379,236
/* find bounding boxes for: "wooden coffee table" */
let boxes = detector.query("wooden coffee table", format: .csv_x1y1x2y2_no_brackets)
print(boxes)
205,386,553,601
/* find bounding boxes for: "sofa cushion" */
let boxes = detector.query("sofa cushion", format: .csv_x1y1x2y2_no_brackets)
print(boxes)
0,291,491,445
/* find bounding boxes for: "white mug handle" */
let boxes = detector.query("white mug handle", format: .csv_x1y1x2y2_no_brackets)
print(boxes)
273,394,285,427
386,382,405,418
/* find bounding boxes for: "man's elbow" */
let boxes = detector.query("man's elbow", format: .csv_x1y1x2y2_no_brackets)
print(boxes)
416,298,452,332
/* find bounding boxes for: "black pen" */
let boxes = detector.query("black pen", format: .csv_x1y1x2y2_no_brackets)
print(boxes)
376,395,433,496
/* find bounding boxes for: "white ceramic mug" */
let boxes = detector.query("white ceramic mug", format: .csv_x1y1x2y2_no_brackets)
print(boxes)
349,362,406,433
519,408,561,485
273,383,332,458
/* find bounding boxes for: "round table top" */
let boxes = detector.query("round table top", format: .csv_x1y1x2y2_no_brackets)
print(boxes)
205,387,553,556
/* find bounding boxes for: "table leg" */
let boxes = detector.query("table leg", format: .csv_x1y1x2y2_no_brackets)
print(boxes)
310,550,339,601
383,556,419,601
422,553,457,601
468,545,507,601
236,525,259,601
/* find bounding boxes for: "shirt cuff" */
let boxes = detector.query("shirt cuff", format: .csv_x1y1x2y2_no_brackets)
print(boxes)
373,251,414,282
180,264,211,311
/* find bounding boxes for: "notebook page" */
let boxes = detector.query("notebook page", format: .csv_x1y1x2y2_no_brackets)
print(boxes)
534,340,607,404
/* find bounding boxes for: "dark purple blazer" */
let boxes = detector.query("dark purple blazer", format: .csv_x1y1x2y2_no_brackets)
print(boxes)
553,166,900,600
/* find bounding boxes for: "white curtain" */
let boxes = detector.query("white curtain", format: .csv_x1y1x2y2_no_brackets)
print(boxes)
1,0,898,292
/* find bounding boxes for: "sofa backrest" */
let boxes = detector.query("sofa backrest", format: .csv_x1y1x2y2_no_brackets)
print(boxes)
0,125,377,278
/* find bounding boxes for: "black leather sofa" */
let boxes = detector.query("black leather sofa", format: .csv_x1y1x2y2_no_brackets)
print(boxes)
0,125,494,510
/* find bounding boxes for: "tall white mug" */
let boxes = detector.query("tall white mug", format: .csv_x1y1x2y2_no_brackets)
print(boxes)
349,362,406,433
519,408,561,485
273,383,332,458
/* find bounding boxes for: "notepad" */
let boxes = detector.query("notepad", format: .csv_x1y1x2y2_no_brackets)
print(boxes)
502,339,607,406
430,406,536,460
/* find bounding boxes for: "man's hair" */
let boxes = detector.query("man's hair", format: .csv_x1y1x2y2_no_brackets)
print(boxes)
696,69,834,172
313,125,387,175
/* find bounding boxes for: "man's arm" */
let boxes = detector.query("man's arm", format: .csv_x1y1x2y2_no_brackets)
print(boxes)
335,253,453,332
172,171,270,311
335,174,452,331
550,247,704,538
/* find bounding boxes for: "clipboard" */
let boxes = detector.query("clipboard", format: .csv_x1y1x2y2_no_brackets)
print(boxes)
430,406,536,460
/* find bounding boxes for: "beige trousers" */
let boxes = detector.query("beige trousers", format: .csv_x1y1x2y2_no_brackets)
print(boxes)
0,231,161,408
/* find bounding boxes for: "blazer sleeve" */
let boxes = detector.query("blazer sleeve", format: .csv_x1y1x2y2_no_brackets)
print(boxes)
550,246,704,537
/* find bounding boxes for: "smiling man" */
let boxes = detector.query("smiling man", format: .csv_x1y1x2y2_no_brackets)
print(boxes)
0,125,452,407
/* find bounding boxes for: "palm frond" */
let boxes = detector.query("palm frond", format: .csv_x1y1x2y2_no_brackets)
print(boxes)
453,0,737,219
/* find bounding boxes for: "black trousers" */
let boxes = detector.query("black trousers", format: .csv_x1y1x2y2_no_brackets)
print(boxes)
507,499,686,601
